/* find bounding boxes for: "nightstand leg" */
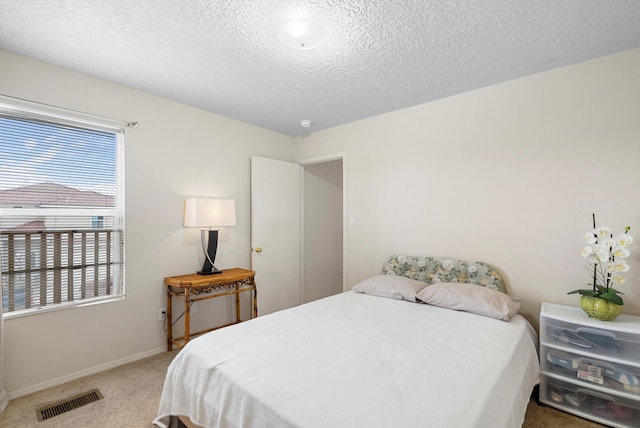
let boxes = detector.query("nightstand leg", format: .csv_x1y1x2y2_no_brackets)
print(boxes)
253,286,258,318
235,282,241,323
166,290,172,351
185,291,191,345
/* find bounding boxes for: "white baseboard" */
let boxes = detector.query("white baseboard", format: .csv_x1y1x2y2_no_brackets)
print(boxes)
7,346,167,400
0,388,8,413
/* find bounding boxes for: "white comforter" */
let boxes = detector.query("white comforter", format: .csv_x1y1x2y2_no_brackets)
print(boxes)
154,291,539,428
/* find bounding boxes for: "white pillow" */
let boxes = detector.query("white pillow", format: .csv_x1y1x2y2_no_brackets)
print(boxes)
416,282,521,321
352,275,428,302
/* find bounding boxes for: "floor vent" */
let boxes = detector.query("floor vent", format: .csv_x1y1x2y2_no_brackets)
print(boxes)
36,389,103,421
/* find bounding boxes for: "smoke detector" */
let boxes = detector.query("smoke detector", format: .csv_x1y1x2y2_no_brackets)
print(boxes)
300,120,312,128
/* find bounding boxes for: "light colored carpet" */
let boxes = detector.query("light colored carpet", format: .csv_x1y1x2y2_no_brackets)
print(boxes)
523,394,606,428
0,350,606,427
0,350,178,427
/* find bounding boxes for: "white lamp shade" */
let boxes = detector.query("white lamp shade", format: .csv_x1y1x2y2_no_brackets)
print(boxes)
184,198,236,228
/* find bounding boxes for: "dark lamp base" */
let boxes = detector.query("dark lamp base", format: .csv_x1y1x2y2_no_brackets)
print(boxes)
197,229,223,275
197,268,223,275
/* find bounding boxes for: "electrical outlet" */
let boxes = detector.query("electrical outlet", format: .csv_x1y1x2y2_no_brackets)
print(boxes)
159,308,166,321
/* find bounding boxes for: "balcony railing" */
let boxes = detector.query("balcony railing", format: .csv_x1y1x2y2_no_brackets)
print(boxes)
1,229,124,313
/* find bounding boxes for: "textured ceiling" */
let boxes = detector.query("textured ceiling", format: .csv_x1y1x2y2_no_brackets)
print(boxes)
1,1,639,137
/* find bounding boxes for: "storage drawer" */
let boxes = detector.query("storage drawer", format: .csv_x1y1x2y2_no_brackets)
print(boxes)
542,345,640,397
540,374,640,428
540,316,640,362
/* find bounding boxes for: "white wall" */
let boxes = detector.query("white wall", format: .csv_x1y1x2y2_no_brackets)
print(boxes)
298,48,640,328
0,49,297,397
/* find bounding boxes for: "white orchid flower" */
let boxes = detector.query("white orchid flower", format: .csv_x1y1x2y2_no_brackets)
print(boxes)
575,216,633,304
584,233,597,244
602,237,616,248
581,246,594,258
612,246,631,258
611,274,626,284
617,232,634,246
594,245,610,262
610,260,630,273
596,226,611,237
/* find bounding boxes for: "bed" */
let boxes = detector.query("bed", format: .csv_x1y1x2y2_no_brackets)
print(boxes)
154,255,540,428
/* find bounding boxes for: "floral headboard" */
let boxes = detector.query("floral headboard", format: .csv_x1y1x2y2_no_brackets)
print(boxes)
381,255,507,293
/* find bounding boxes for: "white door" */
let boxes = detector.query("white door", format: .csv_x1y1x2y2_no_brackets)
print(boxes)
250,156,301,315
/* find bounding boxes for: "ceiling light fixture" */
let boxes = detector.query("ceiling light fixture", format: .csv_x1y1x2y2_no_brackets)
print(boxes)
300,120,312,128
278,20,327,50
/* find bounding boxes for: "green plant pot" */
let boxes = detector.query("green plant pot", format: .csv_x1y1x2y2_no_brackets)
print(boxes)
580,295,623,321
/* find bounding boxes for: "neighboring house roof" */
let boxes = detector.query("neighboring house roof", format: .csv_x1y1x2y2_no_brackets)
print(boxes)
0,182,114,208
7,220,45,231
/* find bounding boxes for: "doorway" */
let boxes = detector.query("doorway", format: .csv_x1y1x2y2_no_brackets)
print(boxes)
250,153,346,315
300,153,346,304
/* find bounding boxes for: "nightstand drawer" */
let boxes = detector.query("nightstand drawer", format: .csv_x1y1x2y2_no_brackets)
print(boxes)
540,374,640,428
541,315,640,362
542,345,640,397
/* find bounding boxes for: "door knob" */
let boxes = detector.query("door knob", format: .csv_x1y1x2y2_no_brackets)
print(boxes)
254,247,262,253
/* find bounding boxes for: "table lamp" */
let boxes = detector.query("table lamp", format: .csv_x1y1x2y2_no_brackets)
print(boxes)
184,198,236,275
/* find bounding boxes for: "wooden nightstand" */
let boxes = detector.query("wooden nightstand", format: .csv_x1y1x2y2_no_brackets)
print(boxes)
164,268,257,350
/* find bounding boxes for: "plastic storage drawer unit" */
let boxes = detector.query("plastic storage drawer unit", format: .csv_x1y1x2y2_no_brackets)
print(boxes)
540,303,640,427
541,374,640,427
540,315,640,363
541,345,640,396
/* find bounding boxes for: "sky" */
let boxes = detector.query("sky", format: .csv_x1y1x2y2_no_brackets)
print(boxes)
0,115,118,196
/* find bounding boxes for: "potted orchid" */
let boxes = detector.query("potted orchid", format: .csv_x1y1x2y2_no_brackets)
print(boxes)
568,214,633,320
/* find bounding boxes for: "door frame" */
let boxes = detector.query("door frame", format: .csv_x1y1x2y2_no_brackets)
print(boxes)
298,151,348,297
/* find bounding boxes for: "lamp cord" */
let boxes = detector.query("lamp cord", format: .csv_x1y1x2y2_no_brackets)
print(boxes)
162,302,194,332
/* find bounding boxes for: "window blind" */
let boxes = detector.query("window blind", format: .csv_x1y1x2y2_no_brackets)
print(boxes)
0,102,126,318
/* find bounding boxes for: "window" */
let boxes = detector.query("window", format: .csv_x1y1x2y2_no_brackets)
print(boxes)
0,96,127,318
